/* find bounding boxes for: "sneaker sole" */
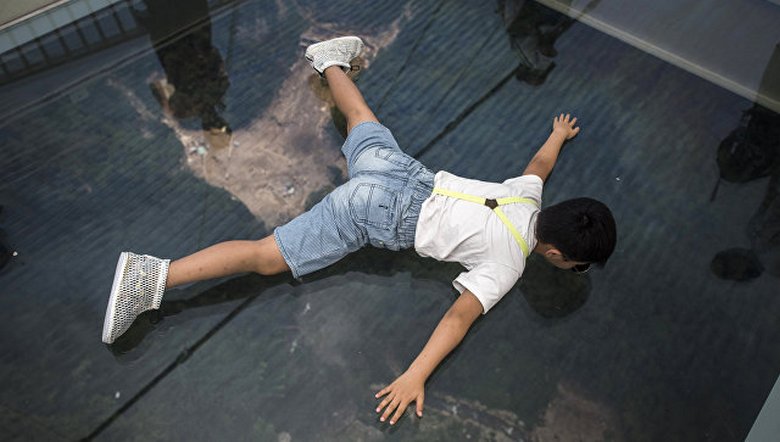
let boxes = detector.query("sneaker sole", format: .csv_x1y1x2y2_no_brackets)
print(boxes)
102,252,128,344
304,36,364,63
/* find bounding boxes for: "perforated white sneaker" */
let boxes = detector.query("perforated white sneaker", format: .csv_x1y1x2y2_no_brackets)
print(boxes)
305,36,364,74
102,252,170,344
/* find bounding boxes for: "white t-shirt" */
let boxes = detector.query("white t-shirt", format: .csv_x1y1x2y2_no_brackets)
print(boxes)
414,171,543,313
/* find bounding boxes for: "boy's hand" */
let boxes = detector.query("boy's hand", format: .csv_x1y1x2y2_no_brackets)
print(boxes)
375,371,425,425
552,113,580,140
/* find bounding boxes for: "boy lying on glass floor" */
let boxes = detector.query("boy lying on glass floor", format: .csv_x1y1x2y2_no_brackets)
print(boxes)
102,36,617,426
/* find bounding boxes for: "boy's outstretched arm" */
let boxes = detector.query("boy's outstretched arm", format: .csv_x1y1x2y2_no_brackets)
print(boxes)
523,113,580,182
375,290,483,424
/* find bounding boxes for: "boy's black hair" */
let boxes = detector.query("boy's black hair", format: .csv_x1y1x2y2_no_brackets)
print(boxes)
537,197,617,265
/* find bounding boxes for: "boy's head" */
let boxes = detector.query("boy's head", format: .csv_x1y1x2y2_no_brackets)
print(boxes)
535,197,617,271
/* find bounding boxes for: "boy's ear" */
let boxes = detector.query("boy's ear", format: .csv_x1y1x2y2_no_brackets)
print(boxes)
545,248,564,259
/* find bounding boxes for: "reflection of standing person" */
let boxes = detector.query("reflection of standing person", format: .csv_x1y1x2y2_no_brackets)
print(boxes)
135,0,231,137
102,36,617,425
711,44,780,279
499,0,599,85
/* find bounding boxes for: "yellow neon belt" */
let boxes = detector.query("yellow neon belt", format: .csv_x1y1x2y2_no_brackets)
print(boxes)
432,187,538,257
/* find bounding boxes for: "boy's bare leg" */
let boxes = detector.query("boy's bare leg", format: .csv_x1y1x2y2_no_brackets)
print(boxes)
324,66,379,132
162,70,365,289
165,235,289,288
163,69,366,289
165,66,368,288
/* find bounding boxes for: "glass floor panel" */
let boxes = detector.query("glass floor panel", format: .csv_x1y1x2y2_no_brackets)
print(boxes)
1,0,778,440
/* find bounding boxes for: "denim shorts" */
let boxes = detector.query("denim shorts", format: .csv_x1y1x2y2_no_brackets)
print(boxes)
274,122,434,278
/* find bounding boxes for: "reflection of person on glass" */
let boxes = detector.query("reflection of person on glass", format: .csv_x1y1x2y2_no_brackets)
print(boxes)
137,0,231,146
500,0,600,85
102,37,617,424
711,44,780,280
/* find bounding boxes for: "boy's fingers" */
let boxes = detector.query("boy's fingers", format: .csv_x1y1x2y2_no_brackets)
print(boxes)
416,393,425,417
570,117,577,126
381,397,400,420
565,113,570,121
376,394,393,413
390,401,409,425
375,386,390,398
380,398,400,422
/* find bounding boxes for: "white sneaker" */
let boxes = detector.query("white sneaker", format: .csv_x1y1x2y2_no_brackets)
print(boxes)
305,36,364,74
102,252,170,344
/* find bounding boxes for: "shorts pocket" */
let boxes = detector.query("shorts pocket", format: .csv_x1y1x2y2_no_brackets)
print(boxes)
374,148,415,168
349,183,398,230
